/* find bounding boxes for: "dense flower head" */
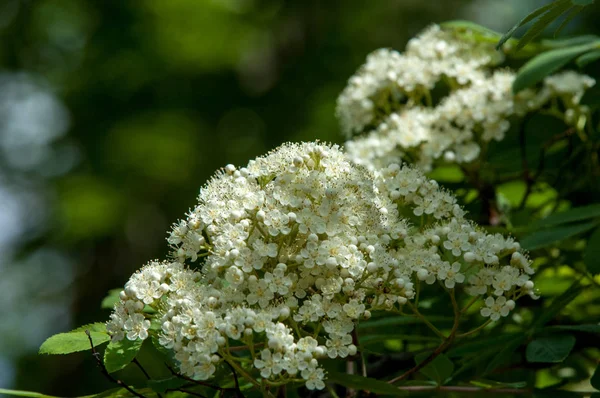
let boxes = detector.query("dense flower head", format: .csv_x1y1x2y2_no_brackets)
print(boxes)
338,24,596,171
107,142,536,390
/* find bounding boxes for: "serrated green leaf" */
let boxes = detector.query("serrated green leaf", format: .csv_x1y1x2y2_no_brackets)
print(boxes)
526,334,576,363
414,353,454,385
73,323,108,333
577,49,600,67
549,324,600,333
532,281,584,329
516,1,574,51
520,220,598,250
497,1,563,49
532,204,600,228
327,371,407,396
103,338,144,374
584,227,600,275
39,325,110,355
592,364,600,390
513,42,600,93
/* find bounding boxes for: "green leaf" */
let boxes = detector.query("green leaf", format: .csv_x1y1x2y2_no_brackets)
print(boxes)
414,353,454,385
542,34,600,48
549,324,600,333
520,220,598,250
513,42,600,93
483,336,525,375
497,1,563,49
584,227,600,275
553,6,584,37
592,364,600,390
448,333,523,357
577,49,600,67
572,0,595,5
103,338,144,374
88,388,157,398
0,389,61,398
526,334,576,363
515,0,573,51
532,204,600,228
39,324,110,355
101,289,122,309
147,377,188,394
532,281,584,329
327,371,407,396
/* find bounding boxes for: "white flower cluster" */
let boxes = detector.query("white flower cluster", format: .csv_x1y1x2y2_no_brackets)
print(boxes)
107,142,536,390
338,25,595,171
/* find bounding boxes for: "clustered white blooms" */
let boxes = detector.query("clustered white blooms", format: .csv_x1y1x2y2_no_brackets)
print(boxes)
338,24,596,171
107,142,537,391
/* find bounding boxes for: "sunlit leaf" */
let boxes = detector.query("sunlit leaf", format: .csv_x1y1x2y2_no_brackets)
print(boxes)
39,324,110,355
526,334,576,363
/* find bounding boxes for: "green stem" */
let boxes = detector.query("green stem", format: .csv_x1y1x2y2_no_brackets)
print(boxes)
405,301,446,339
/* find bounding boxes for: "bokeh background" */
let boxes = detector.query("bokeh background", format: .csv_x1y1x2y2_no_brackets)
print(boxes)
1,0,599,395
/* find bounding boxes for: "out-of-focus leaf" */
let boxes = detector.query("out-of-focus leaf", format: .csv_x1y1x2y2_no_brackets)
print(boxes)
483,336,525,375
541,35,600,48
584,227,600,275
88,388,157,398
514,0,573,51
532,281,584,329
147,377,188,394
414,352,454,385
327,371,407,396
591,363,600,390
549,324,600,333
39,324,110,355
513,42,600,93
520,221,598,250
526,334,576,363
576,49,600,67
496,0,564,49
553,6,583,37
572,0,595,5
103,338,144,374
448,333,522,357
101,289,122,309
532,204,600,228
0,389,61,398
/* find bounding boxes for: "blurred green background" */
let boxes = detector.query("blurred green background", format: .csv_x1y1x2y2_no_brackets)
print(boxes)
0,0,599,396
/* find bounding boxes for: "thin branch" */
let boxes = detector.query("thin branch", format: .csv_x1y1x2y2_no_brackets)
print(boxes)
85,331,147,398
388,290,461,384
